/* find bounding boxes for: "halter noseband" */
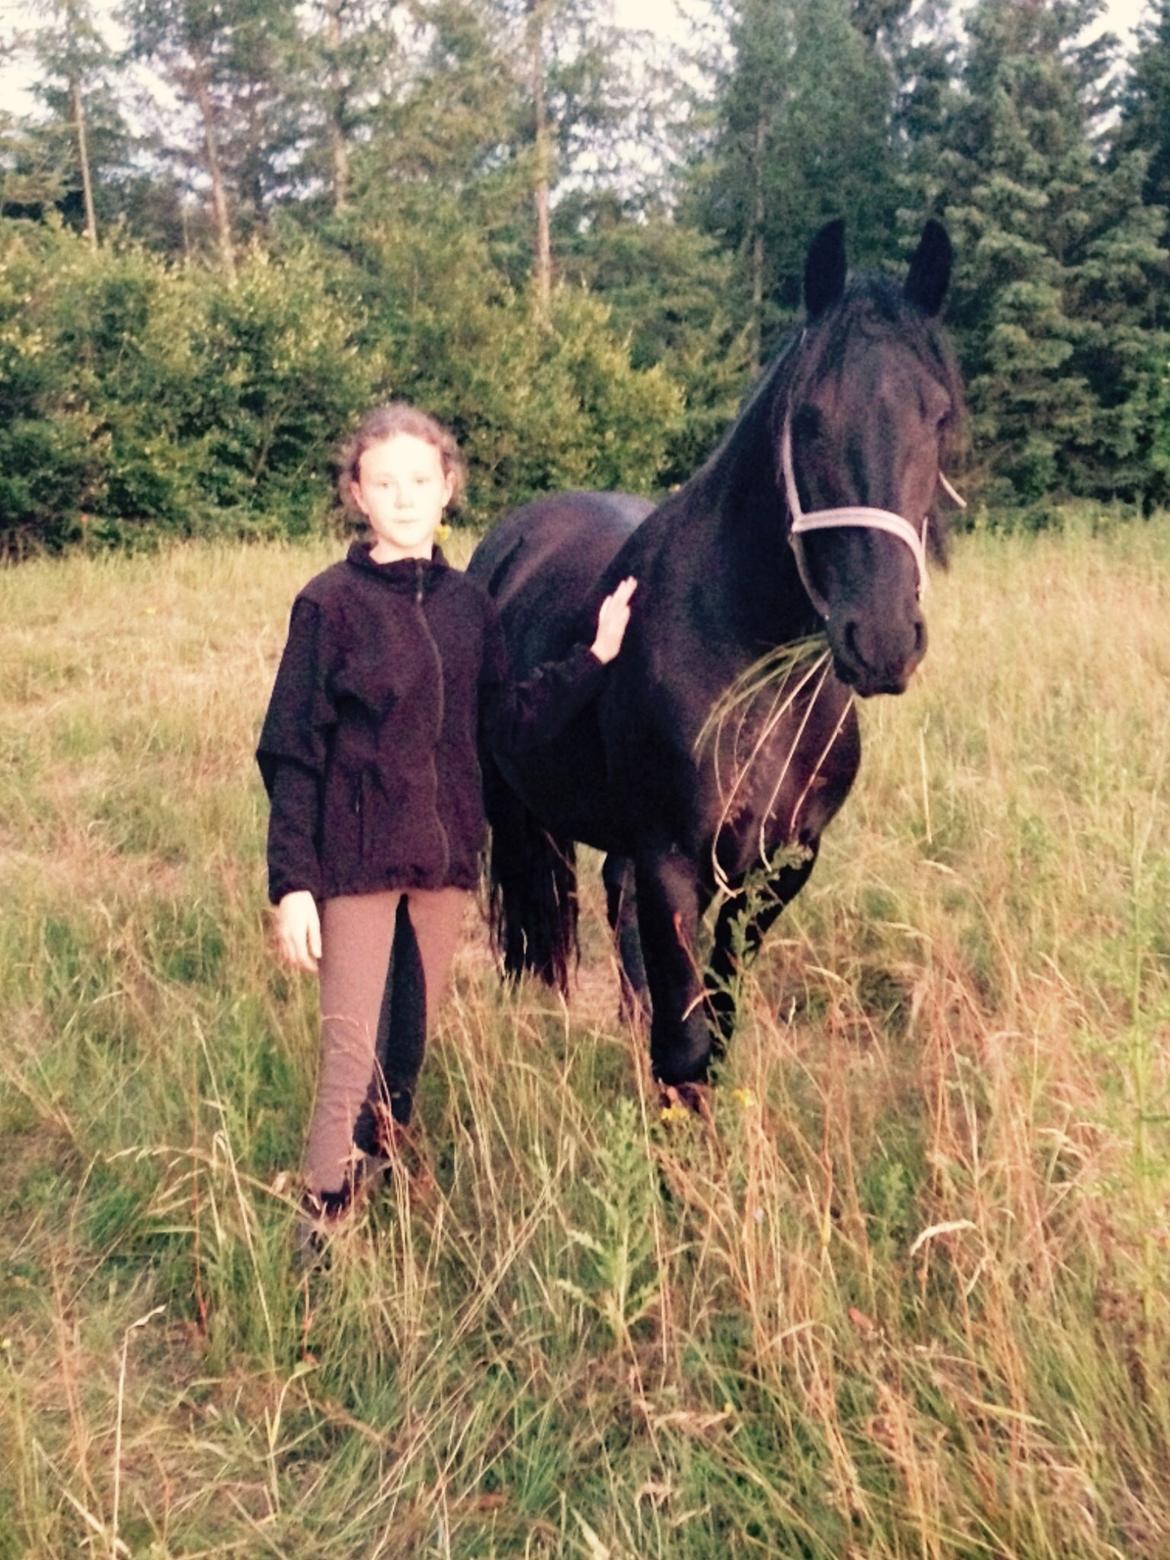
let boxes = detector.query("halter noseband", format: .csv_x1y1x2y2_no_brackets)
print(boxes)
781,415,965,622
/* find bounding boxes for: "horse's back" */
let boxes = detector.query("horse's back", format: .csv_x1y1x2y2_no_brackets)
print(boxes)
468,491,654,664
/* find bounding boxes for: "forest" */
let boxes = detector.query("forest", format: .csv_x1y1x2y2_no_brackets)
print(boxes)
2,0,1169,554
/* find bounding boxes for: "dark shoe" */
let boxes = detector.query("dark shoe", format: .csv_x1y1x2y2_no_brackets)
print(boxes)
293,1185,352,1269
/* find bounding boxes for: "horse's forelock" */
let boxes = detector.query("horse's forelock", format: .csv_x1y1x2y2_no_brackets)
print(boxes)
792,274,958,402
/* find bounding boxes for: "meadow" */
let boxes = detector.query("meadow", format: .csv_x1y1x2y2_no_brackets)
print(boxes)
1,518,1168,1558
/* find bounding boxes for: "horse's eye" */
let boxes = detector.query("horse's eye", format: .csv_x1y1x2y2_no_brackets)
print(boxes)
935,408,953,433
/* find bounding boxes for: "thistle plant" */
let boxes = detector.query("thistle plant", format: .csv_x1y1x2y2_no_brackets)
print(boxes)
556,1099,662,1351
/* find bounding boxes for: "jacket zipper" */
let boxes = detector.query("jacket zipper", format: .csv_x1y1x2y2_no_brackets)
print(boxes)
416,563,450,880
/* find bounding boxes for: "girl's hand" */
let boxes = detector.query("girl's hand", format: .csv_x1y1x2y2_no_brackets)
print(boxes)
275,890,322,973
590,576,637,665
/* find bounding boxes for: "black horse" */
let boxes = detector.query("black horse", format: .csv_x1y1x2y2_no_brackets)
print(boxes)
468,220,963,1098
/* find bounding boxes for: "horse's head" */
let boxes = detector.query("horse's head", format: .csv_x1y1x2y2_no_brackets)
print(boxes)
781,219,962,697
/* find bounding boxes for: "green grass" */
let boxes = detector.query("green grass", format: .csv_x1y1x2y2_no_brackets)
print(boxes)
1,519,1168,1557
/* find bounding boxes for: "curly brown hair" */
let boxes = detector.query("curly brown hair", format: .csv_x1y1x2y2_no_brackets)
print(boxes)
337,403,467,515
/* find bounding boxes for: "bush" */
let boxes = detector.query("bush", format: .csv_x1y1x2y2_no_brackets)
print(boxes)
188,244,383,532
334,203,683,523
0,211,687,555
0,222,380,553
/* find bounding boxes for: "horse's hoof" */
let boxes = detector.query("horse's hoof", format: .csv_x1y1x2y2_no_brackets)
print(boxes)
657,1081,713,1124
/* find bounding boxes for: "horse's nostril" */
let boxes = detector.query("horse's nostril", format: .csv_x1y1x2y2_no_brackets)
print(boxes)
913,617,926,657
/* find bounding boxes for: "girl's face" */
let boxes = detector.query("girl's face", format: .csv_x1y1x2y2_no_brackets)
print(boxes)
351,433,454,563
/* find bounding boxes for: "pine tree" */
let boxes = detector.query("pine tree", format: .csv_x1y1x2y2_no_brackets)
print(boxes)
33,0,105,243
0,116,70,224
1114,0,1170,505
1065,144,1169,504
938,0,1167,509
1119,0,1170,229
890,0,961,188
685,0,900,370
346,0,523,231
14,0,145,243
497,0,653,299
214,2,303,231
553,188,750,478
349,0,651,295
122,0,304,270
294,0,400,216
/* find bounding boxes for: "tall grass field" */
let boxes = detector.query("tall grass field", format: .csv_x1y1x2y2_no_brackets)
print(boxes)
2,520,1168,1558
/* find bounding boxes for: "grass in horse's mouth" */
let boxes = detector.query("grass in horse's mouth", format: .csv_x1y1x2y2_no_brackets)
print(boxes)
694,634,831,761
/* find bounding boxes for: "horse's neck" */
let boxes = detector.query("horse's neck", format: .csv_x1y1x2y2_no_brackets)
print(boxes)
695,356,790,526
677,360,815,643
616,344,790,543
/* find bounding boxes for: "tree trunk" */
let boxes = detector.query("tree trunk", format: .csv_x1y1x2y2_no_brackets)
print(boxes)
528,0,552,312
749,104,768,376
325,0,349,214
71,73,98,248
192,57,236,280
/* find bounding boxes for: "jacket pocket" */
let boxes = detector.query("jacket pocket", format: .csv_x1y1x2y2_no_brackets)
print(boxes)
334,651,411,719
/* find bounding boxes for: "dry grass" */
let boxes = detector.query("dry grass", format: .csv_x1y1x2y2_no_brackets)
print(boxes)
1,516,1168,1557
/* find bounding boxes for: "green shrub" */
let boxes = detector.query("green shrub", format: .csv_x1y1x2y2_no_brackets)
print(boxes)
189,244,383,531
0,212,687,554
335,204,683,522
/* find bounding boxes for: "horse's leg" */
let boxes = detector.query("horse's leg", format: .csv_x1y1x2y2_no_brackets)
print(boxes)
706,844,820,1044
634,848,713,1088
602,853,649,1023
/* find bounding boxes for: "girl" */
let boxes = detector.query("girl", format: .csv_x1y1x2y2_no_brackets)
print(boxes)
257,403,635,1235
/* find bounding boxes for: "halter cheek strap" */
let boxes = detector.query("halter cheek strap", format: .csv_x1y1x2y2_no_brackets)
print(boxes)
781,416,965,622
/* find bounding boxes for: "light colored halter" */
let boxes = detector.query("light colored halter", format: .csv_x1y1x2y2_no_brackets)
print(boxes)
781,414,965,621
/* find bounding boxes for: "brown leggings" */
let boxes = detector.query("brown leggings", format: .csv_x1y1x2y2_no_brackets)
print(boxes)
304,887,468,1199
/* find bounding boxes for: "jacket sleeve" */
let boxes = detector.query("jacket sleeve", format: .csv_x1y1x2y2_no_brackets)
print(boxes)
256,597,337,903
479,601,607,760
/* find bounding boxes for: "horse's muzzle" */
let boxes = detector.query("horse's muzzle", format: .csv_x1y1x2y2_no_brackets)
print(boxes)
830,610,926,697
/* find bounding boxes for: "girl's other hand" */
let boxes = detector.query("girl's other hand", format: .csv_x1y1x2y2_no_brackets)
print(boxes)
590,576,637,665
275,890,322,972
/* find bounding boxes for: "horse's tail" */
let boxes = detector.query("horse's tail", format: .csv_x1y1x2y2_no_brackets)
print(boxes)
483,753,579,995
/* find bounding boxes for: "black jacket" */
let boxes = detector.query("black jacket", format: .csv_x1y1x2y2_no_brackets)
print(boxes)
256,542,604,903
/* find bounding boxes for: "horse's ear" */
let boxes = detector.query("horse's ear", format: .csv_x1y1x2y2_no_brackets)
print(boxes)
904,219,952,317
804,219,847,320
